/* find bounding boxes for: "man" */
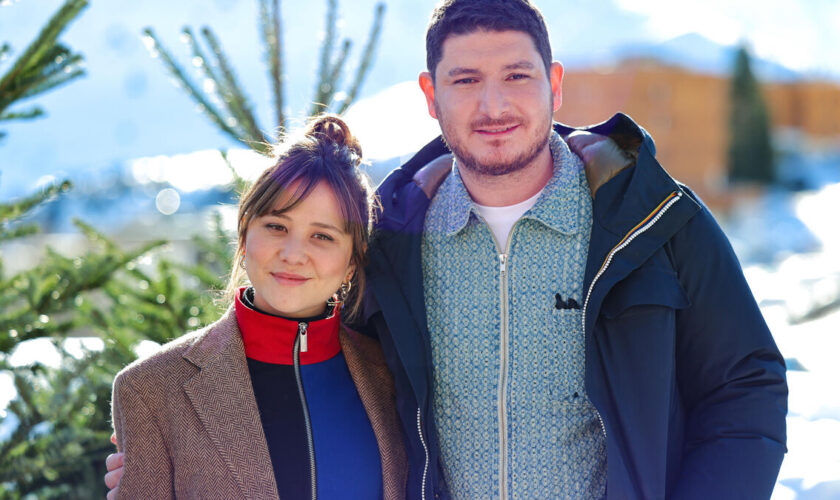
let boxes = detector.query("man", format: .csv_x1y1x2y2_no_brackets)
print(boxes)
107,0,786,498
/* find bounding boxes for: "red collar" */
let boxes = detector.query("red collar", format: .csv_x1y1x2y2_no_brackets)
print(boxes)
235,287,341,365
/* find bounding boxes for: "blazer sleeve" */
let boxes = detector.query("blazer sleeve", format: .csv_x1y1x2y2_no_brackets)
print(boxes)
112,372,175,500
668,198,787,499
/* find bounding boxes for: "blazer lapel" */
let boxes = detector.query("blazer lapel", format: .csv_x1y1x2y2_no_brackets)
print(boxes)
182,308,279,499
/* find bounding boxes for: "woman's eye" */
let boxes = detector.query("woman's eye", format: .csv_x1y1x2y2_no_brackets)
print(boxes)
266,223,286,232
313,233,334,241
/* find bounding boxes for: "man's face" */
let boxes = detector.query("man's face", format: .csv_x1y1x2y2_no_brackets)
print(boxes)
419,30,563,176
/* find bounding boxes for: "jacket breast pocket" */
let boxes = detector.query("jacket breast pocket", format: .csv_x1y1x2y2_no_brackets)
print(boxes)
600,261,690,320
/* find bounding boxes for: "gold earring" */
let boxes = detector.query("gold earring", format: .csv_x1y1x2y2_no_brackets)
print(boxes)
239,254,246,270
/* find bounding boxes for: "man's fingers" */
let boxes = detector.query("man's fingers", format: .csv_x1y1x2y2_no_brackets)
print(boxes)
105,452,124,472
104,465,123,490
106,486,118,500
110,433,117,446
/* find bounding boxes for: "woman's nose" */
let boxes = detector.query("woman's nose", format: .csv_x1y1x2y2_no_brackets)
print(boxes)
279,237,307,264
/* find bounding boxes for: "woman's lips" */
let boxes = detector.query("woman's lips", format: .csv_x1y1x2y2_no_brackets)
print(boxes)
271,272,309,286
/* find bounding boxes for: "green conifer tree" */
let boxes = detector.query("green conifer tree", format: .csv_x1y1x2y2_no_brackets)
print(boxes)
0,1,229,496
142,0,385,152
728,45,776,185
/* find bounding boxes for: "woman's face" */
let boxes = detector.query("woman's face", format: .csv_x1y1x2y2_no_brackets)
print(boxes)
243,181,355,318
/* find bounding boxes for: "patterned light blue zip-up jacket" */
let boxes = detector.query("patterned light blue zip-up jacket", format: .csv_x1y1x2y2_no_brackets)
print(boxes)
422,133,606,498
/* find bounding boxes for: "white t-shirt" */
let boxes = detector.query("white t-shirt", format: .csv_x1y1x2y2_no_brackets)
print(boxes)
473,188,545,252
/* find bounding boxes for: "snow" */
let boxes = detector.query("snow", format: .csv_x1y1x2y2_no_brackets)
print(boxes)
733,182,840,498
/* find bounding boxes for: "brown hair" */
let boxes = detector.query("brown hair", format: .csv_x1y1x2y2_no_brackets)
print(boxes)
225,114,376,320
425,0,552,81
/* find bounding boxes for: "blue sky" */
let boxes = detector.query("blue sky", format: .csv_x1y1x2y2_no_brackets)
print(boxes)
1,0,839,200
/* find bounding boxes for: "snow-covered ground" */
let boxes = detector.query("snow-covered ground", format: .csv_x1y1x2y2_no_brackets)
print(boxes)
728,183,840,499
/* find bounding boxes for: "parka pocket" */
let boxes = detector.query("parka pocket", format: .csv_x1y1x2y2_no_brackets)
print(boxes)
600,262,690,319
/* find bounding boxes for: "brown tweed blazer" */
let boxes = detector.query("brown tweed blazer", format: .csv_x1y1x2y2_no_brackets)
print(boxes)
111,307,407,499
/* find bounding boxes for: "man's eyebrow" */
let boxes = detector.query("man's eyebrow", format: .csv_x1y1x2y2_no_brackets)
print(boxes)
447,67,481,78
503,61,535,71
447,61,536,78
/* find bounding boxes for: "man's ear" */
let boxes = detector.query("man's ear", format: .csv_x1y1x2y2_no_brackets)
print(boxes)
418,72,438,119
549,61,564,112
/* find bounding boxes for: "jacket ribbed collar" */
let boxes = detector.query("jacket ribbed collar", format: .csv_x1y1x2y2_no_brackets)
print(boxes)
234,287,341,365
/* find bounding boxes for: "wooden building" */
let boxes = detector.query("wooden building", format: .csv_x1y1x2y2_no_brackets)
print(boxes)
555,59,840,207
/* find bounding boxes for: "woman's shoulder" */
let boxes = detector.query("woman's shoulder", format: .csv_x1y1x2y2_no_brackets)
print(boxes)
339,323,387,367
114,307,237,388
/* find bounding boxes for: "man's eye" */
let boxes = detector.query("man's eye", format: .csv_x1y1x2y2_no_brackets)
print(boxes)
453,78,477,84
509,73,530,80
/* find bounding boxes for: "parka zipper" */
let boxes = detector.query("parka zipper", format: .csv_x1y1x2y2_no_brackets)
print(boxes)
581,190,682,440
294,322,317,500
417,408,429,500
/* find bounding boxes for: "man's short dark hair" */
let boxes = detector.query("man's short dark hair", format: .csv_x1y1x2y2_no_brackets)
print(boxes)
425,0,553,81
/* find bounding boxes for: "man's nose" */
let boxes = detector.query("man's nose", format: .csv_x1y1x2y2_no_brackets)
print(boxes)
477,81,509,118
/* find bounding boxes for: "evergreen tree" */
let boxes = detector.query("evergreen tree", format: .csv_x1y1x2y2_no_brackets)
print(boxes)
142,0,385,152
0,0,87,142
0,1,231,496
728,45,776,185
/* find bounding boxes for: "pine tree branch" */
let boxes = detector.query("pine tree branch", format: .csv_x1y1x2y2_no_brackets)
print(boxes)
310,0,338,116
0,223,39,242
18,51,84,100
0,106,45,122
0,180,71,224
141,28,243,146
10,45,76,93
0,0,88,114
219,149,250,195
199,27,267,147
179,26,242,134
337,2,385,114
321,39,351,110
259,0,285,132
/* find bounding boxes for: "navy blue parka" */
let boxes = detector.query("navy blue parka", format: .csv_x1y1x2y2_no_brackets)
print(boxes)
360,113,787,500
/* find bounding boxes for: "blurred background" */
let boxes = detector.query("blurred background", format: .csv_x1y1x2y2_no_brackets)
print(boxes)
1,0,838,497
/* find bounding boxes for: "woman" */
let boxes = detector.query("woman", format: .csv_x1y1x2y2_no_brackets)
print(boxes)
110,115,406,499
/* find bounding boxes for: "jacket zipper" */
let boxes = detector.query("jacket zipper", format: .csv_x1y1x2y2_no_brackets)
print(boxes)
498,252,510,500
581,190,682,440
299,321,309,353
294,322,317,500
497,226,515,500
417,408,429,500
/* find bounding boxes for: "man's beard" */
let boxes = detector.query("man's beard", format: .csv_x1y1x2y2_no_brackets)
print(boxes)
437,106,552,177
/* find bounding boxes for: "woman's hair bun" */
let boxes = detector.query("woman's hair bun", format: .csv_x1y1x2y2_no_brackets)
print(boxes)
305,114,363,162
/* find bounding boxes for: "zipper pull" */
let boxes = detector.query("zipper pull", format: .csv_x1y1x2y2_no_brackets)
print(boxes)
298,322,308,353
499,254,507,277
